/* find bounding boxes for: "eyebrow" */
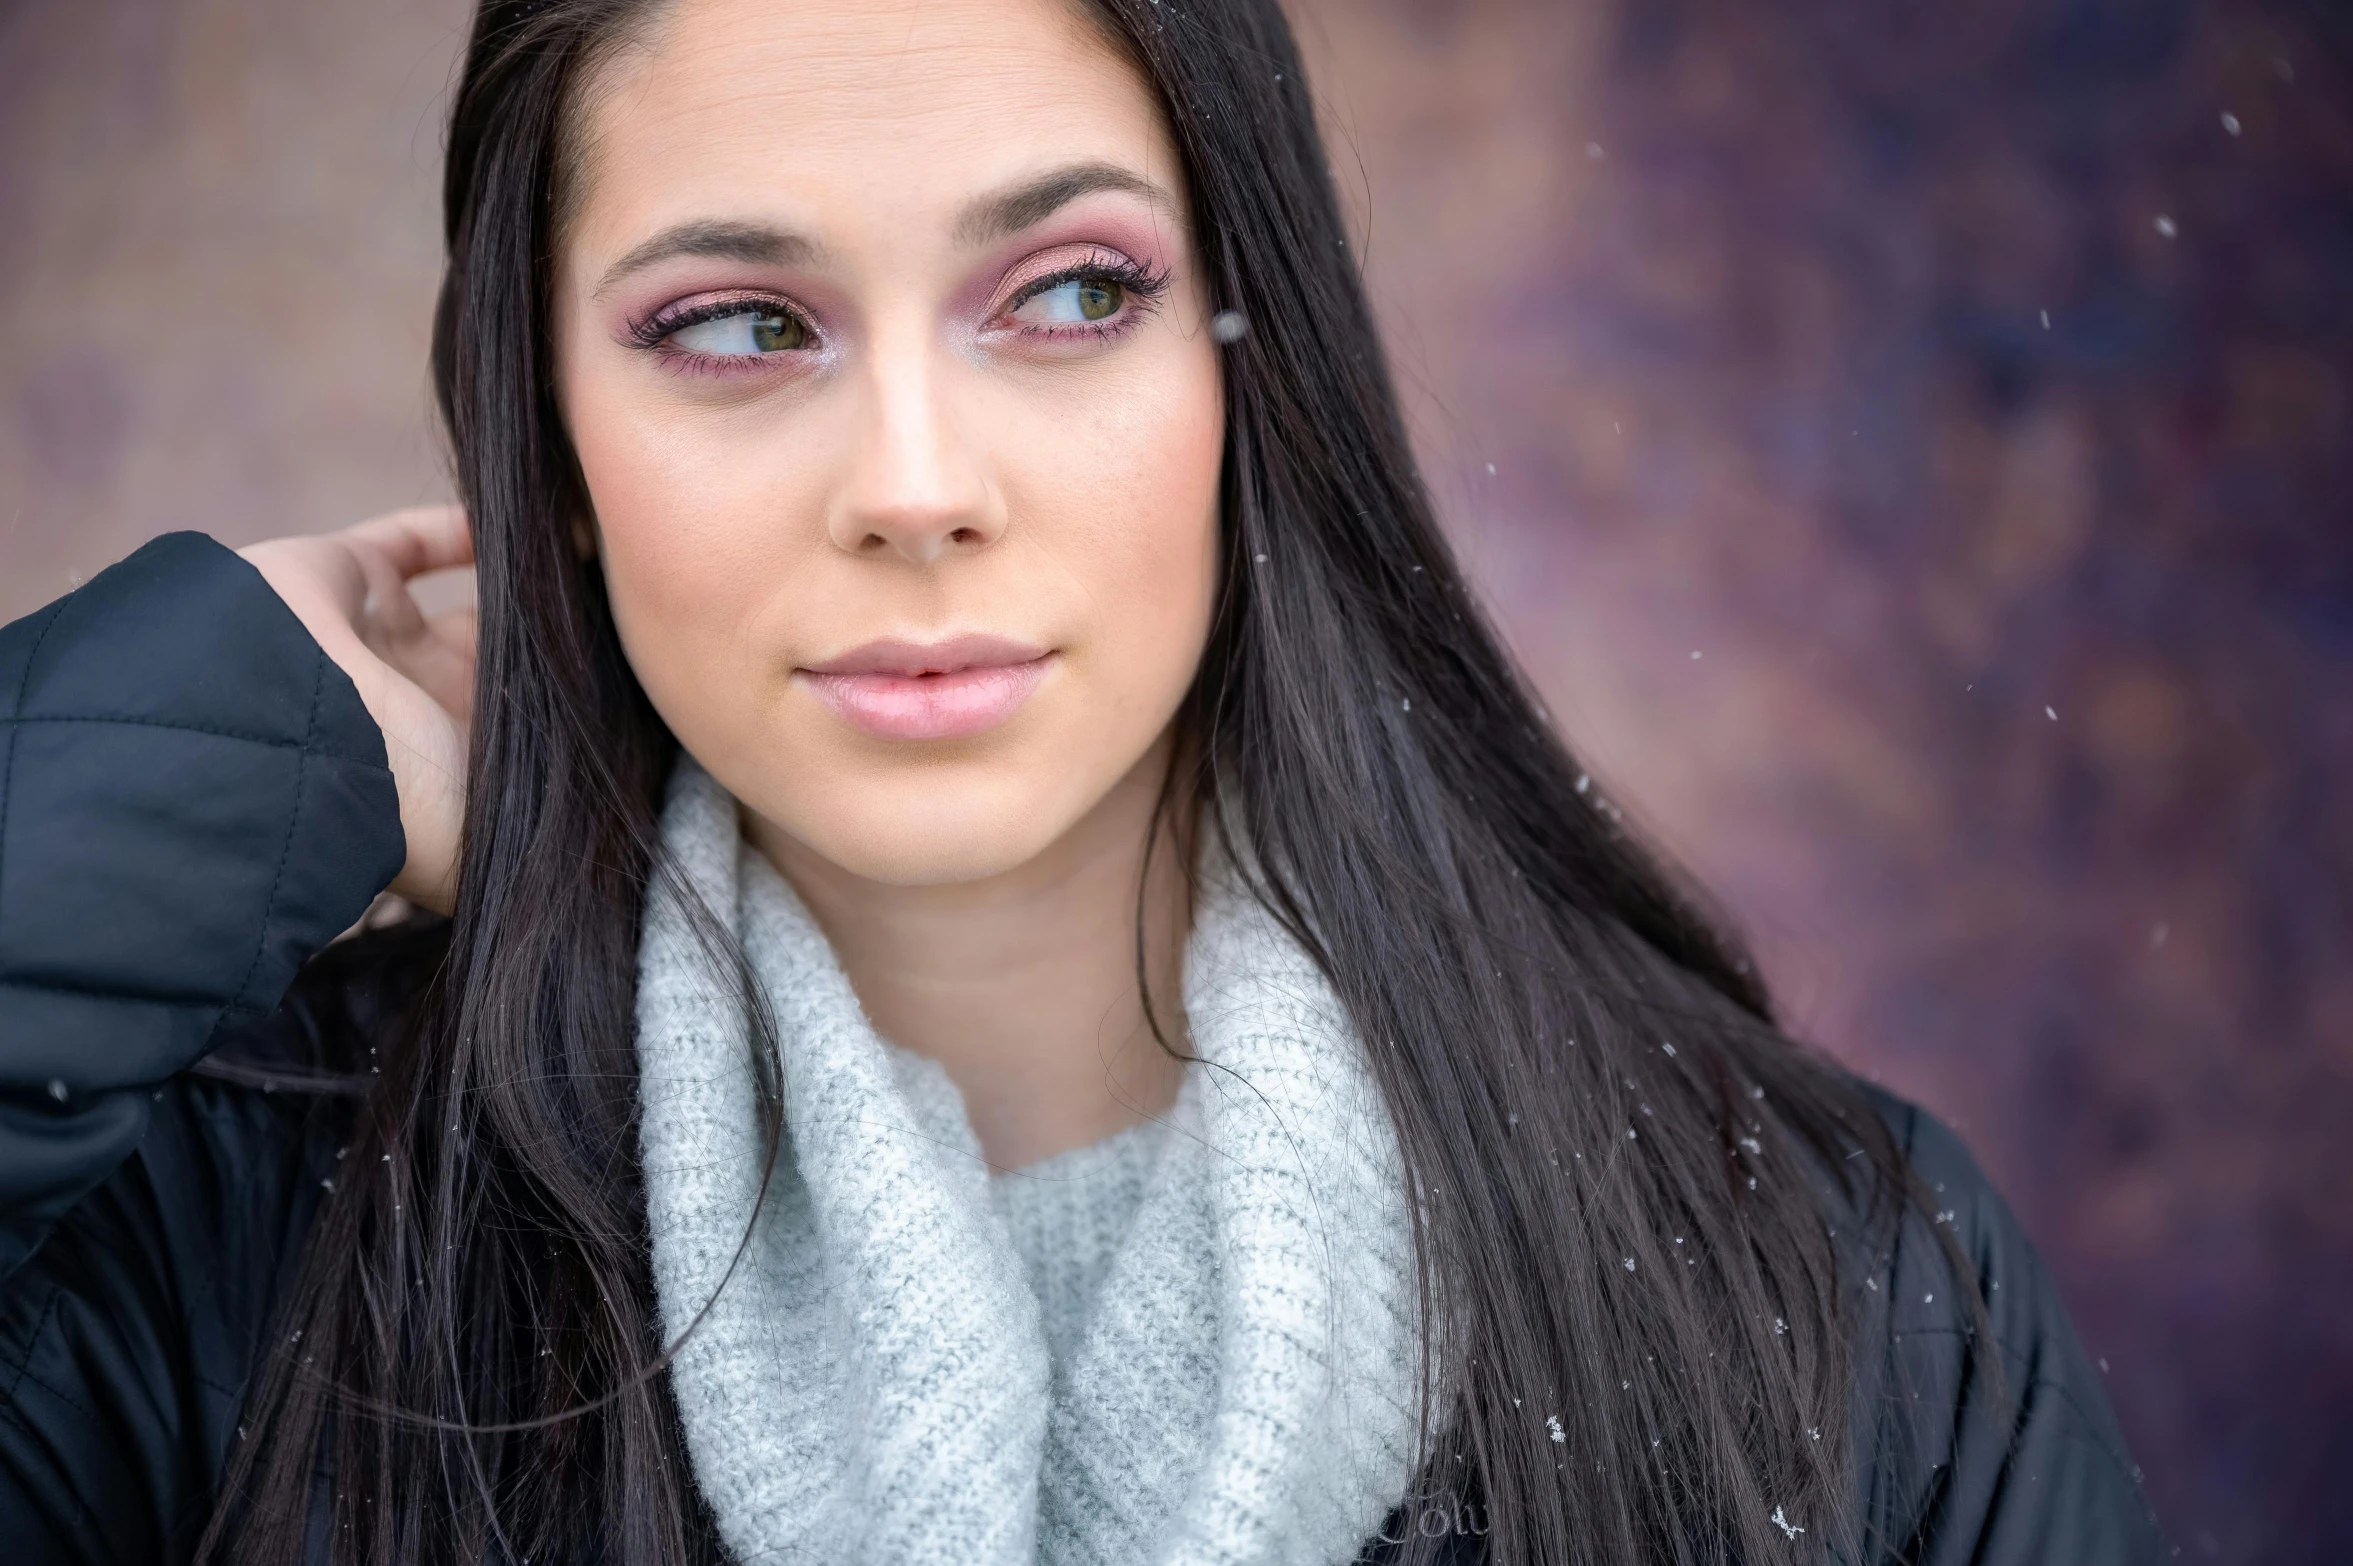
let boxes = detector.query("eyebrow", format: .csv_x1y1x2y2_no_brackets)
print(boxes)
953,162,1175,248
591,162,1173,297
594,219,821,297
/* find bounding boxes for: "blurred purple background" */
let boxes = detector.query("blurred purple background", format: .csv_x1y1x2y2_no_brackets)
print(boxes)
2,0,2346,1557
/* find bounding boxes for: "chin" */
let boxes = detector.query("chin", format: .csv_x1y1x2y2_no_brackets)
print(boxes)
805,814,1061,887
748,768,1093,888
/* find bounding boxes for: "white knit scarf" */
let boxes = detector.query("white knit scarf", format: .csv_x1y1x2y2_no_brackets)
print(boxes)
632,758,1428,1566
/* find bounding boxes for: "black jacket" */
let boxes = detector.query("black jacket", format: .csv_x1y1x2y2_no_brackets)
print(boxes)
0,534,2167,1564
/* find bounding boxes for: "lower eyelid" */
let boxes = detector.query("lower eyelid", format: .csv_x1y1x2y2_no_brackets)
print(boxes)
652,339,822,378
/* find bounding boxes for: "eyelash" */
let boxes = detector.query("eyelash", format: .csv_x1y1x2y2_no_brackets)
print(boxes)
627,293,804,361
624,252,1173,374
996,254,1172,340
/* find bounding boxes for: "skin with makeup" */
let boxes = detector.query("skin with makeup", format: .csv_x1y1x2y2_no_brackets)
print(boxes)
240,0,1221,1172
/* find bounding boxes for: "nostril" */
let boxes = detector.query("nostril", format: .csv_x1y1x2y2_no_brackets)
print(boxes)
949,527,978,546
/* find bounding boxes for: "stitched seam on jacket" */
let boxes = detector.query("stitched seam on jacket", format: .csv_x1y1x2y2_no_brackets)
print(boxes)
0,600,73,960
1893,1324,2148,1494
0,974,266,1012
9,1357,101,1424
2019,1373,2144,1490
0,1394,107,1544
211,656,323,1046
1895,1309,2154,1527
1969,1370,2156,1555
0,1285,61,1402
0,712,381,770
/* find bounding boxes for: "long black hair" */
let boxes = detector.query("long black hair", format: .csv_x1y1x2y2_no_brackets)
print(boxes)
205,1,1960,1561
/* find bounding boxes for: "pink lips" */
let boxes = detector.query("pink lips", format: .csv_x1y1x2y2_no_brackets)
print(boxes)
798,635,1053,741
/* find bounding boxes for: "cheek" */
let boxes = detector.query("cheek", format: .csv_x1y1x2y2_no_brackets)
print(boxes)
562,372,828,720
1024,351,1225,710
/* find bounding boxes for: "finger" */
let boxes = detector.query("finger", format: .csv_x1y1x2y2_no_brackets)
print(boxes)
343,504,475,582
425,603,480,656
413,606,480,723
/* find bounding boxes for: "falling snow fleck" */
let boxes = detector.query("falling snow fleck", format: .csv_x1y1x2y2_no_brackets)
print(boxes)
46,1079,66,1103
1585,142,1606,161
1402,698,1412,713
1210,310,1251,344
1547,1414,1566,1443
1253,553,1267,563
1575,773,1591,795
1689,650,1702,661
2040,309,2051,330
1623,1257,1636,1271
1485,461,1497,475
2153,215,2178,239
2150,922,2170,949
2045,705,2059,721
1771,1506,1804,1539
2221,111,2242,136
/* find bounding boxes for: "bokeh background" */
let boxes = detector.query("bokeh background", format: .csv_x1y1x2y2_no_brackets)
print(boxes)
2,0,2345,1556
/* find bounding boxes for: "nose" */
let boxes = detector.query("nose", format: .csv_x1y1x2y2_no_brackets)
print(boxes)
826,329,1004,565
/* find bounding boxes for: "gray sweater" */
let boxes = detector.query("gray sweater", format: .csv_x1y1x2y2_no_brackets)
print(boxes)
632,758,1429,1565
989,1111,1169,1369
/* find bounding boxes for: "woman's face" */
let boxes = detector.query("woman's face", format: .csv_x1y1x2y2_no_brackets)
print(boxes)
552,0,1223,885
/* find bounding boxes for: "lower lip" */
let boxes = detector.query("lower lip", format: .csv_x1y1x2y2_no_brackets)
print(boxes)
799,656,1053,741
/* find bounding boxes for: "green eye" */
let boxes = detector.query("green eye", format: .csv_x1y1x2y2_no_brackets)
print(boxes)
669,305,810,356
749,310,804,351
1005,271,1145,333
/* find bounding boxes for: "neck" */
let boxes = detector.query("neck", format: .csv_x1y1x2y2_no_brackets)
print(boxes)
744,742,1192,1171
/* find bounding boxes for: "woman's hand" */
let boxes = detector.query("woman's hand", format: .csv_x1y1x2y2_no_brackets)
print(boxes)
239,506,477,915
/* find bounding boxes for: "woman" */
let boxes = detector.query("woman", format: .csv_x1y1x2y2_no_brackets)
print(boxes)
0,0,2162,1562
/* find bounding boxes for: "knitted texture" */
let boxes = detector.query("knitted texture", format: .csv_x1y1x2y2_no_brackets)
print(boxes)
990,1118,1170,1367
633,758,1425,1565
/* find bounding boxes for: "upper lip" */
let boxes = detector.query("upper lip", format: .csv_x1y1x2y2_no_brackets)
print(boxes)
799,635,1050,677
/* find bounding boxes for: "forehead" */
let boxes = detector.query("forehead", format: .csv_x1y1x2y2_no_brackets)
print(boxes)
567,0,1172,252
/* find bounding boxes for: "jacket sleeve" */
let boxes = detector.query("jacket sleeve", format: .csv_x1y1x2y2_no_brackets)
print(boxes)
0,531,404,1278
1849,1092,2170,1564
